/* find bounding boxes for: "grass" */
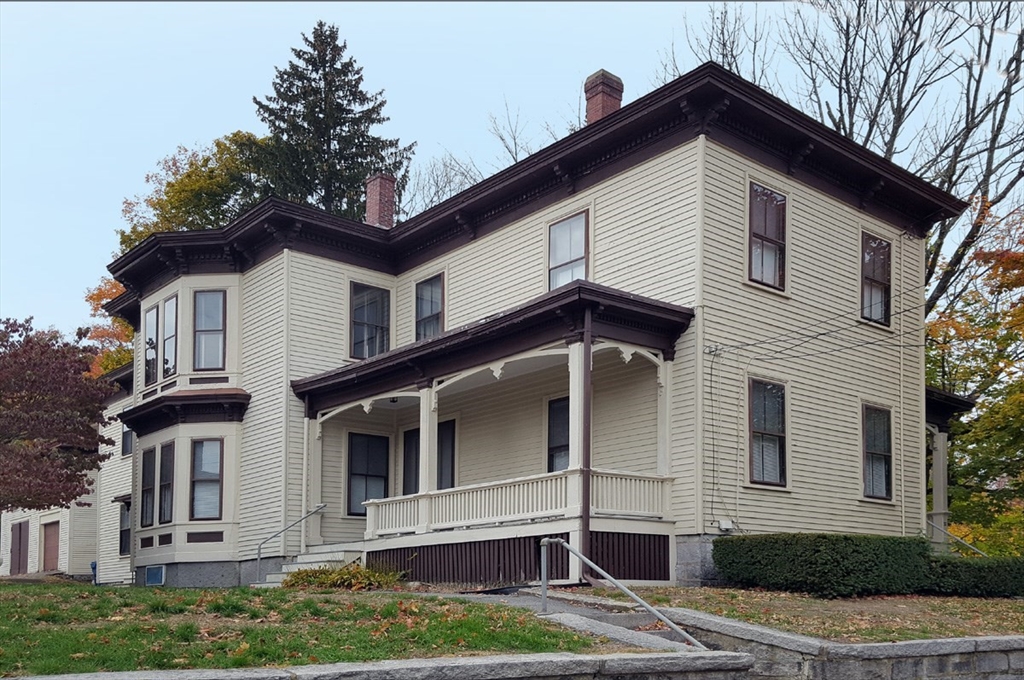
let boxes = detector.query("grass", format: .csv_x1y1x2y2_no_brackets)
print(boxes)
0,582,594,677
585,586,1024,643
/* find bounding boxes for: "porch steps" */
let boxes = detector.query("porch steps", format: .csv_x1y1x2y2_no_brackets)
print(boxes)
251,544,363,588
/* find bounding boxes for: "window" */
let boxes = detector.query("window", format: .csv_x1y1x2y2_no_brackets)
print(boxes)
158,442,174,524
348,433,388,515
415,275,444,341
864,406,892,500
162,296,177,377
194,291,226,371
118,503,131,556
549,212,587,290
547,397,570,472
749,183,787,289
191,440,222,520
862,233,891,325
121,422,134,456
402,420,456,495
141,447,155,527
351,283,390,359
144,306,159,385
750,379,786,486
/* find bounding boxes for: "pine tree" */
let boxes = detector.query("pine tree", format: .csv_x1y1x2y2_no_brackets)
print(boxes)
253,21,415,219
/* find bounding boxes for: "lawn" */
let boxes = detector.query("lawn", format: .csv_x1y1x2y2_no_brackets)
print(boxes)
586,586,1024,643
0,582,593,677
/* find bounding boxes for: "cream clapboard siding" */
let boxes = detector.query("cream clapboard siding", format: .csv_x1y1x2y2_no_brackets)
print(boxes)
591,349,659,473
695,141,926,537
0,507,70,575
394,141,702,347
66,479,96,575
238,257,288,557
96,392,135,584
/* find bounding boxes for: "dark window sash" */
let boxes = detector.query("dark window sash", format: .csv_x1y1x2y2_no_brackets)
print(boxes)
158,442,174,524
140,447,156,527
749,379,787,486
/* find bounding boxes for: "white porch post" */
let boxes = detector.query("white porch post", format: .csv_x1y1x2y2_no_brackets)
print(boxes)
657,360,672,477
566,306,594,580
566,342,585,519
308,416,324,546
416,383,438,533
927,425,951,552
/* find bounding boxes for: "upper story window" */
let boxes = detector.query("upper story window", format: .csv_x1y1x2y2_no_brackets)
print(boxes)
121,422,134,456
750,379,786,486
352,283,390,359
415,275,444,341
862,233,891,325
749,183,787,290
863,405,892,500
194,291,226,371
547,396,570,472
191,439,222,520
549,212,587,290
144,296,178,385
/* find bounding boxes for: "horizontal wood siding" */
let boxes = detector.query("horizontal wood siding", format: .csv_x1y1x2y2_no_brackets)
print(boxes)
590,531,670,580
96,393,135,584
368,533,569,583
695,141,926,537
591,349,658,473
239,257,288,557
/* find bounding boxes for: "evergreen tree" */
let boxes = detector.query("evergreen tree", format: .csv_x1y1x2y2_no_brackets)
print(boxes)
253,21,415,219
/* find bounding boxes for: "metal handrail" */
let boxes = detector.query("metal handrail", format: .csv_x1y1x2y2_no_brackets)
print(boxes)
254,503,327,584
927,520,989,557
539,537,707,650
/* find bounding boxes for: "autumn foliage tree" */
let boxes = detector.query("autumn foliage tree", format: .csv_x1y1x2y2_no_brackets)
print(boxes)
84,277,133,376
0,319,115,512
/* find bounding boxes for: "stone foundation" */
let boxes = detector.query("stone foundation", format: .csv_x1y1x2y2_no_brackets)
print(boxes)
675,534,720,586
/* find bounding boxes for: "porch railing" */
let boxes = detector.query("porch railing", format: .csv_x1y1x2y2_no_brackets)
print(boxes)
364,469,669,539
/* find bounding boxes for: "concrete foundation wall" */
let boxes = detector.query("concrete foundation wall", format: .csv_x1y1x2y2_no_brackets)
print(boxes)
675,534,720,586
134,557,285,588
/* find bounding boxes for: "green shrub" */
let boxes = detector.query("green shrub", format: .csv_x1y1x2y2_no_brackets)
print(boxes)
713,533,933,598
927,556,1024,598
281,562,403,591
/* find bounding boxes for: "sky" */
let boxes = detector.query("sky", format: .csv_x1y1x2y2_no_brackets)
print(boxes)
1,1,730,337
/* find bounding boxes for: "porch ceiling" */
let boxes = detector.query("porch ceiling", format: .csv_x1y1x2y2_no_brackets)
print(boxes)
292,280,694,416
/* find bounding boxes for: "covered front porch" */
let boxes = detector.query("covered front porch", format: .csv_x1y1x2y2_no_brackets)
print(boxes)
292,281,694,583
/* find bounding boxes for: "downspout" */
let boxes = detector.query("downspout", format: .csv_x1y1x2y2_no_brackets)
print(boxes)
898,234,906,535
580,305,594,565
300,395,310,553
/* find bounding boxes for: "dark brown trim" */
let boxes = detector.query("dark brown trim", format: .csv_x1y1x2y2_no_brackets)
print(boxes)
414,272,445,341
157,533,172,546
158,441,174,525
590,532,670,580
102,363,134,393
190,376,230,385
350,281,391,360
925,386,975,432
193,289,227,372
140,447,156,527
119,388,250,437
547,209,589,291
748,378,787,487
142,388,158,400
863,404,893,501
186,531,223,543
139,536,154,549
105,63,967,320
143,305,158,386
580,305,593,568
160,380,178,392
293,280,694,416
748,182,787,291
162,294,178,379
190,438,224,521
111,493,132,504
861,231,892,326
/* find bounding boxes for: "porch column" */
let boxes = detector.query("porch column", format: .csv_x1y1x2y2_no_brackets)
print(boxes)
417,383,437,533
927,425,951,552
657,360,672,477
567,307,594,566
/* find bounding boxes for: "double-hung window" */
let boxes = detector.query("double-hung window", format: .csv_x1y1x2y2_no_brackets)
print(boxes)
352,283,390,359
158,442,174,524
140,447,156,527
194,291,226,370
862,233,891,325
118,502,131,556
415,275,444,341
144,296,178,385
749,183,787,289
121,422,134,456
191,440,222,520
750,379,786,486
549,212,587,290
348,433,388,515
144,307,159,386
547,397,570,472
863,406,892,500
162,296,177,377
401,420,456,495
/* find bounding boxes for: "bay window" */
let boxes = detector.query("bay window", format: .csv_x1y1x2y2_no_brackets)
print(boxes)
191,440,222,520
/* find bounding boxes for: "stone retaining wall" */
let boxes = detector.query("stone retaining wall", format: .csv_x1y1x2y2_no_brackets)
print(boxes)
662,606,1024,679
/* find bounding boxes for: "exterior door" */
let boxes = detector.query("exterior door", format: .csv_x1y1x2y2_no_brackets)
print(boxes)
42,521,60,571
10,520,29,575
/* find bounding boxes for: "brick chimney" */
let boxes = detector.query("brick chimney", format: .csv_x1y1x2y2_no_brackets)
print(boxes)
584,70,624,125
364,173,396,229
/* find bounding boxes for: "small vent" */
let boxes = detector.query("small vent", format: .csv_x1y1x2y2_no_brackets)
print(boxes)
145,565,165,586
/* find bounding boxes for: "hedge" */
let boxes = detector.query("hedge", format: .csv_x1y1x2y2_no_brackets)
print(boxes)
712,533,1024,598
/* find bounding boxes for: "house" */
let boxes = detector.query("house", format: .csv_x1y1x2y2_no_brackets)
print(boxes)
1,63,968,587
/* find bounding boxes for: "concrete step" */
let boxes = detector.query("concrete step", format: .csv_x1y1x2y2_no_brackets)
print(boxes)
302,542,363,555
293,550,361,565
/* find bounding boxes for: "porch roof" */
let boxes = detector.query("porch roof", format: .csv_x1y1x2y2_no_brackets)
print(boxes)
292,280,694,415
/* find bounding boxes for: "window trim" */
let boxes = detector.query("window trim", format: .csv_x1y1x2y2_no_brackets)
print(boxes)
189,438,223,521
140,447,156,528
748,378,787,487
143,305,159,386
350,282,391,360
347,431,390,516
414,273,445,341
747,181,788,292
162,294,178,378
158,441,174,525
547,210,589,291
193,290,227,372
861,231,892,327
863,404,893,501
121,422,134,457
118,501,131,556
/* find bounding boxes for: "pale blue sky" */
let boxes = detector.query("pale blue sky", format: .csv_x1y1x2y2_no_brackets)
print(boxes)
0,2,746,336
